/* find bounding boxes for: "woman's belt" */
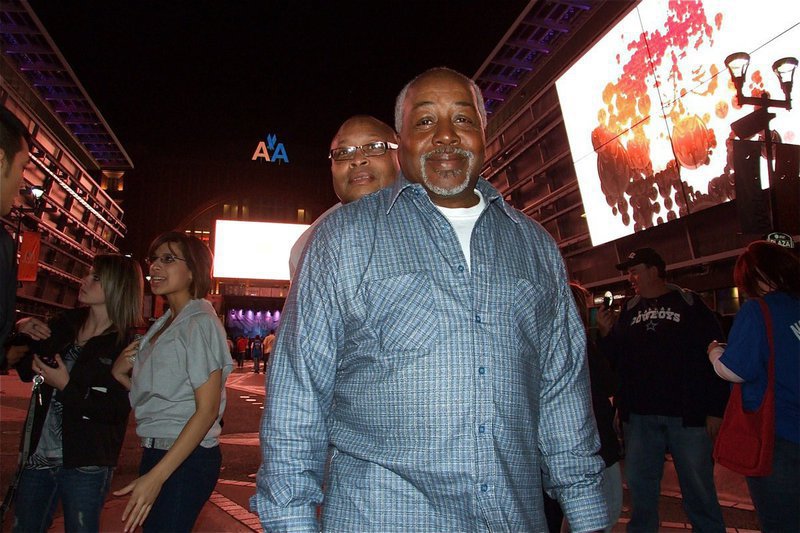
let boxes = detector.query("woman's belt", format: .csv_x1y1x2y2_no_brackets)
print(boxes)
140,437,176,450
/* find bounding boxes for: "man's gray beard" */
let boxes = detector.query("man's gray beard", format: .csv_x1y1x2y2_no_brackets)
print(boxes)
419,148,476,197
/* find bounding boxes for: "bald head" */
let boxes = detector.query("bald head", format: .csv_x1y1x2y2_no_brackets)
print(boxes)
332,116,397,146
329,115,400,204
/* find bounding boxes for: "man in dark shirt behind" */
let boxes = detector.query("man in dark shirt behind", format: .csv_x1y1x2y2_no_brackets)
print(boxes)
597,248,729,532
1,107,31,370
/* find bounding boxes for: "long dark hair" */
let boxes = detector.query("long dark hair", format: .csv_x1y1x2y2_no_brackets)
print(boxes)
733,241,800,298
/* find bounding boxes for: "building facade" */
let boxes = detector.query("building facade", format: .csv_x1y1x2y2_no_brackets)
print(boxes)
1,0,131,319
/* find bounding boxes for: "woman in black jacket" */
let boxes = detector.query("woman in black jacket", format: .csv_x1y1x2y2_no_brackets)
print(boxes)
10,254,143,532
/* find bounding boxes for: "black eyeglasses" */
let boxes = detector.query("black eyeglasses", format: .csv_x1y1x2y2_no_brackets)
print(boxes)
329,141,398,161
145,253,186,266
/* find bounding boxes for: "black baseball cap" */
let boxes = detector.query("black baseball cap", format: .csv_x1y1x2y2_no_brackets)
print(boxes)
615,247,666,272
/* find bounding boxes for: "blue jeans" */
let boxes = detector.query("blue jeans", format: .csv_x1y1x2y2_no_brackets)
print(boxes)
623,414,724,532
746,436,799,532
12,465,113,532
139,445,221,533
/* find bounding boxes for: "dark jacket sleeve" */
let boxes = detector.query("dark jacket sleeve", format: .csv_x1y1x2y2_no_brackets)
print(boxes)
13,350,35,382
587,339,619,399
596,305,629,370
15,309,78,381
689,293,729,418
29,311,78,358
24,309,129,425
0,228,17,366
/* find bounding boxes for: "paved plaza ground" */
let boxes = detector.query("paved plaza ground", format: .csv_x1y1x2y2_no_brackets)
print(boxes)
0,363,761,532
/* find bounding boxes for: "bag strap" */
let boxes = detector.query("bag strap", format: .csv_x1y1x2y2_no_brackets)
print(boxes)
756,298,775,390
0,378,41,527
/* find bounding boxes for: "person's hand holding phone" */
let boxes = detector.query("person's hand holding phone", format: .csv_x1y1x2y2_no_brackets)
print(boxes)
596,292,618,338
32,353,70,390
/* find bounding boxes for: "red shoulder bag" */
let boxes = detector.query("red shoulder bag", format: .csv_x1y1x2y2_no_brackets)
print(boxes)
713,298,775,477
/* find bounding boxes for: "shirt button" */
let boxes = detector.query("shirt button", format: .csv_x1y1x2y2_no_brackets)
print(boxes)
480,484,488,492
475,315,481,323
478,367,486,375
479,424,485,434
458,265,464,272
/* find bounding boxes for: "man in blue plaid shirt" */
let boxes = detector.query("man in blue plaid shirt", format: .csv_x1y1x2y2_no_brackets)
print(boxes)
251,67,608,532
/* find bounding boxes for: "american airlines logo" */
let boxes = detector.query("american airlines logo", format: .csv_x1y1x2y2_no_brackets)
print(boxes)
252,133,289,164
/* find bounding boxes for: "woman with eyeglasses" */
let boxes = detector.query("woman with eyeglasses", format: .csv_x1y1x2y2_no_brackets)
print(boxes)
9,254,143,533
111,231,232,533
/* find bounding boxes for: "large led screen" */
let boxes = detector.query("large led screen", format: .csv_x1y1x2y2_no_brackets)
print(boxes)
556,0,799,246
213,219,309,281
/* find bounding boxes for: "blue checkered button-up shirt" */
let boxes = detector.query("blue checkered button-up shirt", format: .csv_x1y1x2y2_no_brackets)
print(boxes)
251,176,607,532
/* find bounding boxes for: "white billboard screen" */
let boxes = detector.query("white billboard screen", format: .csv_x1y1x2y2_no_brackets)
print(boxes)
213,219,309,281
555,0,799,246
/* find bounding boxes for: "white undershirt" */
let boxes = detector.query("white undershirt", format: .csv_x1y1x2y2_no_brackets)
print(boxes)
434,189,486,271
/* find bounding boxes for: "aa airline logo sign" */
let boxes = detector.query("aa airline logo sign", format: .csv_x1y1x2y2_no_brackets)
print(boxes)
252,134,289,164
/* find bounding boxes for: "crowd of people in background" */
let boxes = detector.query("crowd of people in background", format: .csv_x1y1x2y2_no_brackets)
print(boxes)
228,330,276,374
2,65,799,533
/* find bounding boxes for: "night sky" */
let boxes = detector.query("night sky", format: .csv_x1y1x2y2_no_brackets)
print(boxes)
25,1,530,253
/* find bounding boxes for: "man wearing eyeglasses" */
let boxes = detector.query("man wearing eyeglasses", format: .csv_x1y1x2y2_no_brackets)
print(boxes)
288,115,399,279
254,68,606,532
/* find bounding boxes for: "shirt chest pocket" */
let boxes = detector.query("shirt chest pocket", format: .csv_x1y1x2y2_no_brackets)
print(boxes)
513,277,556,351
363,271,439,353
148,337,186,398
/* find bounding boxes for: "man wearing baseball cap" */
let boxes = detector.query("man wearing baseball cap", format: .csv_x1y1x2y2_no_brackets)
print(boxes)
597,248,729,532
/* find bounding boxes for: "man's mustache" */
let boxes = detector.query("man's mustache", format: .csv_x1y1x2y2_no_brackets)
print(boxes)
421,147,474,161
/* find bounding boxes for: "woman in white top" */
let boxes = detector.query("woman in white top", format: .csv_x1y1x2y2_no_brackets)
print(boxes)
112,232,232,532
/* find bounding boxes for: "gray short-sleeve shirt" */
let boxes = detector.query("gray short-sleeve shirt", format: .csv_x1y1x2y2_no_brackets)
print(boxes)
130,299,233,447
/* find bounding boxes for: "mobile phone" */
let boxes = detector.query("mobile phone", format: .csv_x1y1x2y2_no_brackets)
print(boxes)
38,353,59,368
602,291,614,310
28,316,58,367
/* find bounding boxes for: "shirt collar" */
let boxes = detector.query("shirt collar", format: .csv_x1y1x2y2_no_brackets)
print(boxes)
147,298,207,337
387,173,522,225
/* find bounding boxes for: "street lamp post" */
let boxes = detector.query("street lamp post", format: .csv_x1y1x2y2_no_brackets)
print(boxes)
724,53,798,233
11,185,47,247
